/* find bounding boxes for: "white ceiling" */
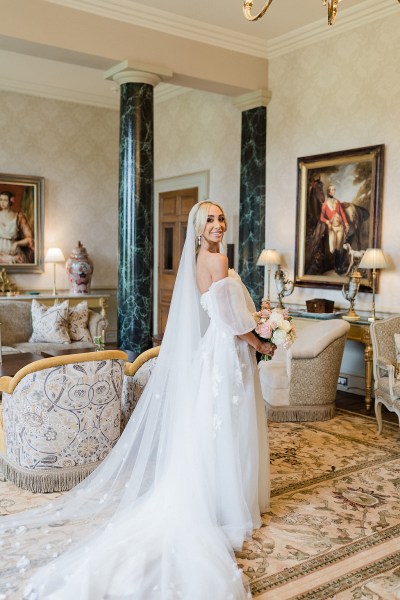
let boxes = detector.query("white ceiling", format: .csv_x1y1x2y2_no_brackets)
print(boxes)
0,0,398,108
45,0,380,44
43,0,397,51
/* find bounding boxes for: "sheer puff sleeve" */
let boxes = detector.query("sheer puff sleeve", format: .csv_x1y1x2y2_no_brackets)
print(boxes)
209,276,256,336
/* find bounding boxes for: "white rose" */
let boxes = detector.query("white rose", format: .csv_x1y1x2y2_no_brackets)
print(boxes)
279,320,291,333
272,329,287,345
269,311,284,327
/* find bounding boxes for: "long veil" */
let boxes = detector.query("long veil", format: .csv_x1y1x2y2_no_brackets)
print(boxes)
0,202,250,599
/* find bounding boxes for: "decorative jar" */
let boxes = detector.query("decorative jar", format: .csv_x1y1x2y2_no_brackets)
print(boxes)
66,241,94,294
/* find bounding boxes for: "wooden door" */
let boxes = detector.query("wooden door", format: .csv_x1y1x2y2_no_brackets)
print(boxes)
158,188,197,334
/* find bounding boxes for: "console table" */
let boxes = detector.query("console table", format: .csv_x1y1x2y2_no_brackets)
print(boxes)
0,293,108,319
0,352,44,377
289,309,395,412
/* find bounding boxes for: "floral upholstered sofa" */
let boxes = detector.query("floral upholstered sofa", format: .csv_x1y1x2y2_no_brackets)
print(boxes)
0,299,107,355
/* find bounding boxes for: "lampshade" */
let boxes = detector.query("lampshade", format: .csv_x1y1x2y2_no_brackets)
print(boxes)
359,248,388,270
256,249,281,267
45,247,65,264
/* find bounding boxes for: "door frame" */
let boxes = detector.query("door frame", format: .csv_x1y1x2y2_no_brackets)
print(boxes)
153,171,209,335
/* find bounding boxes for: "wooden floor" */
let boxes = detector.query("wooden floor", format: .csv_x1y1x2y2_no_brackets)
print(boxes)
336,390,399,424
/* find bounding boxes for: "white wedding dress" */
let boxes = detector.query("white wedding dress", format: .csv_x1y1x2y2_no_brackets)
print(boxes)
0,203,269,600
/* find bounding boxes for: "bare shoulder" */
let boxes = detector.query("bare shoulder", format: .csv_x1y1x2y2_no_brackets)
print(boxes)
207,252,228,282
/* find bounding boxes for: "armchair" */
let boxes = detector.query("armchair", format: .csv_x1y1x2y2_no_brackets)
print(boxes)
259,319,350,421
0,350,127,492
370,315,400,434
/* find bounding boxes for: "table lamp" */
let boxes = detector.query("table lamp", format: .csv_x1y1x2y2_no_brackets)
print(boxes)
45,247,66,295
256,249,281,307
358,248,388,322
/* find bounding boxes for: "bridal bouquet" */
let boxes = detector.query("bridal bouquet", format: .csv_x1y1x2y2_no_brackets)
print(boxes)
254,301,296,361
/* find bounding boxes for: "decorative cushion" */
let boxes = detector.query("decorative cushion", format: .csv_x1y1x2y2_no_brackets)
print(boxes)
395,333,400,380
29,299,70,344
68,301,92,342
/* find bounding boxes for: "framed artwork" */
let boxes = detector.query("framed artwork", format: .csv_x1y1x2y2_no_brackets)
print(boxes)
295,144,384,291
0,173,44,273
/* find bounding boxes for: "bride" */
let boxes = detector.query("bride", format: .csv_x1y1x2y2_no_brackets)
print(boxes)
0,201,273,599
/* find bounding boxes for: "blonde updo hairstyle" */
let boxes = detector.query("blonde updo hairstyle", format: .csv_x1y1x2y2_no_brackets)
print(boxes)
193,201,227,257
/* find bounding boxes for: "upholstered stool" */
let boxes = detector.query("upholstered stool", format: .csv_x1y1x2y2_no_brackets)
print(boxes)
259,319,350,422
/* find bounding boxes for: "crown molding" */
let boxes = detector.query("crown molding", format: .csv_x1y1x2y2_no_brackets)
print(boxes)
267,0,400,58
0,75,189,108
0,76,119,108
233,89,272,112
155,84,190,104
43,0,269,58
44,0,399,61
104,59,173,83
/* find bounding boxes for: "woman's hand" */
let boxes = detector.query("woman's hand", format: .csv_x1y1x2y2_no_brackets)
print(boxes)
238,332,276,357
258,341,276,358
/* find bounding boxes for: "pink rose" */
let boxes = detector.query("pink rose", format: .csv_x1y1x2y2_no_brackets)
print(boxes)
257,323,272,339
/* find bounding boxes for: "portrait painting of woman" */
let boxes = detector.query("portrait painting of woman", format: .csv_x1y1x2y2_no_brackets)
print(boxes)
0,174,44,272
0,190,34,264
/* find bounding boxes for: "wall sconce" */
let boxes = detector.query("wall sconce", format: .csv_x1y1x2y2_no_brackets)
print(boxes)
45,247,66,296
256,248,281,307
358,248,388,322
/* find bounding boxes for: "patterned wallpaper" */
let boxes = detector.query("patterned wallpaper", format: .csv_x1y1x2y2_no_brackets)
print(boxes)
1,11,399,352
0,87,242,292
0,90,120,291
266,12,400,314
155,89,242,245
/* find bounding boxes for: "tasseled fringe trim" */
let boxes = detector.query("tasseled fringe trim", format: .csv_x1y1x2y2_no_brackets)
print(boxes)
0,455,99,493
265,403,335,422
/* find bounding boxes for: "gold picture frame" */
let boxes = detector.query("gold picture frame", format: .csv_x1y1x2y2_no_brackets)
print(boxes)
0,173,44,273
295,145,384,291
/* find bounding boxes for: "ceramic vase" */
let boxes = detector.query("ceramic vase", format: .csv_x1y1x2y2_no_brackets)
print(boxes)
66,241,94,294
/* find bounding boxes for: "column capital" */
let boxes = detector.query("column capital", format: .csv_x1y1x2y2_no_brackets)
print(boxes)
104,60,173,87
233,89,272,112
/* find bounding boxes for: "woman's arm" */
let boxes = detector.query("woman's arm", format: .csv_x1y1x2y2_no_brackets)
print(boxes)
209,252,228,282
238,331,275,357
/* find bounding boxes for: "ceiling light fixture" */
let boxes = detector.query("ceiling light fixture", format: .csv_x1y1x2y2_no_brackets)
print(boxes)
243,0,400,26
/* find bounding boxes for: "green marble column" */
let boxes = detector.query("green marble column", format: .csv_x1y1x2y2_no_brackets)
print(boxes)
117,81,154,355
238,105,267,305
106,65,163,356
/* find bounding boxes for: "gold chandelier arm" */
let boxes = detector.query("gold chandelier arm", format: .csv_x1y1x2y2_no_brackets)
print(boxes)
243,0,274,22
244,0,398,27
322,0,341,26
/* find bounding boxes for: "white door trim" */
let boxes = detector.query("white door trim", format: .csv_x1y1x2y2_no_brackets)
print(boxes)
153,171,210,335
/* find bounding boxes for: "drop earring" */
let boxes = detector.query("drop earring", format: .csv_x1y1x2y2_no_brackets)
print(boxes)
197,235,202,247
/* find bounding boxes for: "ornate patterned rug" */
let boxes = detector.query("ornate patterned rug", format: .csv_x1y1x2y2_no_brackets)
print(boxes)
241,411,400,599
1,410,400,599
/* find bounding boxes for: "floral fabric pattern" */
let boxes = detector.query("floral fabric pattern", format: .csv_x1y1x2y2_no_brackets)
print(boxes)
235,412,400,599
2,358,125,471
29,299,70,344
68,301,92,342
